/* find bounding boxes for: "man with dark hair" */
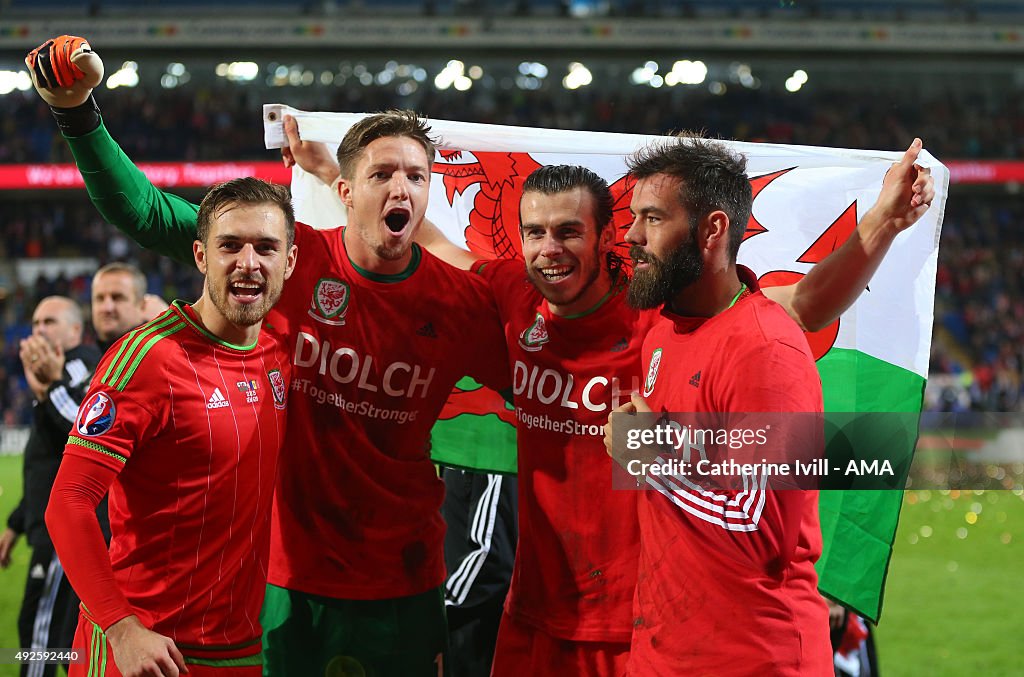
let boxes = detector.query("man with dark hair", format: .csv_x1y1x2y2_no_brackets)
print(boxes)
47,176,297,677
604,133,931,675
2,296,101,677
28,36,509,676
417,147,931,675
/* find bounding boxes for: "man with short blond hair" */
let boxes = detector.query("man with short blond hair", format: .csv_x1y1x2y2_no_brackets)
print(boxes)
90,262,148,348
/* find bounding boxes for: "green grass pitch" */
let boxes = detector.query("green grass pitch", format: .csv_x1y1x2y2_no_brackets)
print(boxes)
0,455,1020,676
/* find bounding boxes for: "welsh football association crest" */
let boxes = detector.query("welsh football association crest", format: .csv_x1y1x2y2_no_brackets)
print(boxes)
309,278,350,326
518,313,549,352
268,369,287,410
643,348,662,398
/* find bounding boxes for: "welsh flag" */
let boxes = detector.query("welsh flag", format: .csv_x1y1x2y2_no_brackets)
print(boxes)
263,105,947,623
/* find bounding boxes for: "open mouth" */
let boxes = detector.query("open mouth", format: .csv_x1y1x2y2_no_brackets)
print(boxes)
539,265,574,282
384,208,411,234
229,279,265,303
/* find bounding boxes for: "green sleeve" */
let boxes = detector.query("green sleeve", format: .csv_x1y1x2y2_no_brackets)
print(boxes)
63,121,199,266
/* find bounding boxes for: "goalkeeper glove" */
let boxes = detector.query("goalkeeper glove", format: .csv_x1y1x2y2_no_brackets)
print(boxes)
25,35,104,109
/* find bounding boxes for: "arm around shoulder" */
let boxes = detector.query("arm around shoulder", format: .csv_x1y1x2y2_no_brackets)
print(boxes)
415,219,482,271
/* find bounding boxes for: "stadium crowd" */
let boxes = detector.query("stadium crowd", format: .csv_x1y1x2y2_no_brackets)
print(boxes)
0,82,1021,164
1,83,1021,423
929,196,1024,413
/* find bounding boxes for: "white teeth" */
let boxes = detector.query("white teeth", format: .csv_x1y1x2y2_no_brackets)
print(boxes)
540,266,572,281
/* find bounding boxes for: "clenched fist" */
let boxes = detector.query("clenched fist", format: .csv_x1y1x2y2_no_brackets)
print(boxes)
25,35,104,108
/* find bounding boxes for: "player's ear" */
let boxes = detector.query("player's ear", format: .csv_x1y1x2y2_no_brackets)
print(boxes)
337,178,354,208
283,244,298,281
598,222,615,254
700,210,730,253
193,239,208,274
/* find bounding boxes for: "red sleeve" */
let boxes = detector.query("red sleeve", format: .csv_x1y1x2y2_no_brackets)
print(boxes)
46,454,134,631
471,257,519,284
462,275,512,393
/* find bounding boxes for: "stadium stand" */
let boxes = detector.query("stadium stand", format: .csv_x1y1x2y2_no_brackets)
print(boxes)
0,6,1020,423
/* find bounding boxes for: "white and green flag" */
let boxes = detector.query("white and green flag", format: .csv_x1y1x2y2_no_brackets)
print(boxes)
264,105,947,622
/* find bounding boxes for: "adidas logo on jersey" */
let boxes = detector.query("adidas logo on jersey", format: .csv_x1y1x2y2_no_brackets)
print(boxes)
610,338,629,353
206,388,230,409
417,322,437,338
689,371,702,388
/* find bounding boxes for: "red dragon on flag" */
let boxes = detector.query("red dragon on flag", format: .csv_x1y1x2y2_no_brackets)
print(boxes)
431,152,855,363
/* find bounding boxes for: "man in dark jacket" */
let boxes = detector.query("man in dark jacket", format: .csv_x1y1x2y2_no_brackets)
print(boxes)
1,296,101,677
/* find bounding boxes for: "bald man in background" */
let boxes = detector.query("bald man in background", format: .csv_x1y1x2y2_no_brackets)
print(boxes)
1,296,102,677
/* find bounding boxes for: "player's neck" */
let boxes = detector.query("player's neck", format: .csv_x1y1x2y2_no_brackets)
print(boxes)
192,297,261,347
343,226,414,276
669,265,742,318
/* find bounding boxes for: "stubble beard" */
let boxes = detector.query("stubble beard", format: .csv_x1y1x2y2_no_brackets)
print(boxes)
527,244,603,309
208,277,280,328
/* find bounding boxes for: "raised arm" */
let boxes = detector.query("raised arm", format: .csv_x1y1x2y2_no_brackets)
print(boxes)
27,36,200,265
414,219,483,271
762,138,935,332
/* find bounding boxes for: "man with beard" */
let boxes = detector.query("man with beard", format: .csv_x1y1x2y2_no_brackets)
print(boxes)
46,177,297,677
604,134,931,675
28,35,509,676
414,148,932,675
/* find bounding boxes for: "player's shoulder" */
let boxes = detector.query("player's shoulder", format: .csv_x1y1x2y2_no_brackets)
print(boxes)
96,308,190,392
294,221,344,256
418,246,498,294
728,293,813,359
472,257,523,282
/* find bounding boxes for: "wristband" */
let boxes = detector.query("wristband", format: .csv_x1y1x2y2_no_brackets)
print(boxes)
49,94,102,137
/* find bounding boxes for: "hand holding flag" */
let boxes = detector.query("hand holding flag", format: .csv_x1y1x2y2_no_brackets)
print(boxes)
873,138,936,235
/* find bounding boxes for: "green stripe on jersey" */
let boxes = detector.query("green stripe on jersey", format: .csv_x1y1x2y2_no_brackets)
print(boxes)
69,436,128,464
184,655,263,668
88,622,108,677
101,311,180,385
172,300,258,351
105,319,187,391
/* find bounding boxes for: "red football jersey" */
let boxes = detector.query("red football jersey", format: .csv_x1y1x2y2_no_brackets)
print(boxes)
628,267,831,676
478,259,657,642
64,301,290,651
265,225,510,599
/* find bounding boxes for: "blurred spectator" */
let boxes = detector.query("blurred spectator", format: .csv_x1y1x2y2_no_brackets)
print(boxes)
0,80,1021,164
